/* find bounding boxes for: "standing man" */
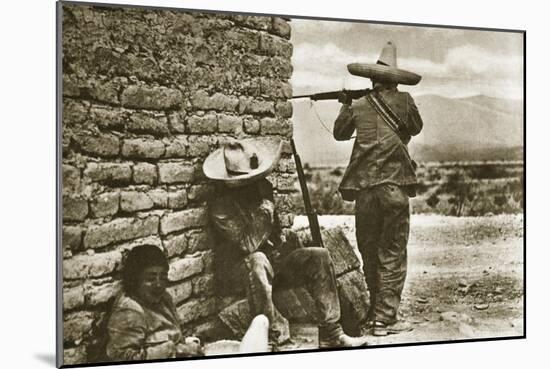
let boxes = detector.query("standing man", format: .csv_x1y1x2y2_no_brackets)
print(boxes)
203,137,369,349
333,41,424,336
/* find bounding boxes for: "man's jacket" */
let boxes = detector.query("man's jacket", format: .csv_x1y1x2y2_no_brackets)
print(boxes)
106,291,183,361
333,88,423,200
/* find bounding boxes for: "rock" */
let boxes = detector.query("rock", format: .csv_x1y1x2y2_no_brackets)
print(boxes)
127,111,170,136
458,285,471,294
121,138,165,159
90,192,120,218
218,114,243,134
158,162,195,184
168,256,204,282
63,250,122,279
74,133,120,157
187,114,217,134
63,311,94,344
63,285,85,311
458,322,475,337
218,299,252,338
120,191,154,213
440,311,458,321
176,297,218,325
83,216,159,249
260,117,292,136
121,85,182,110
163,233,188,257
62,165,81,193
167,189,188,209
63,196,89,221
87,281,122,306
84,163,132,185
474,303,489,310
164,137,188,158
63,226,83,252
133,162,157,185
204,340,241,356
160,208,206,235
320,228,361,276
271,17,291,39
63,346,87,365
336,270,371,335
167,281,193,305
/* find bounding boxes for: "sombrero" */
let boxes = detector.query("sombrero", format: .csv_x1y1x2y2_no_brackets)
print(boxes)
203,137,283,187
347,41,421,85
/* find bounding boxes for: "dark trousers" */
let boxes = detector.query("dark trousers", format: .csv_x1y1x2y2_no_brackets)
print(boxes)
242,247,342,343
355,184,410,324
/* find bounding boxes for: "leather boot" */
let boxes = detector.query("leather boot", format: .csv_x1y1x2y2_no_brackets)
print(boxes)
372,320,413,336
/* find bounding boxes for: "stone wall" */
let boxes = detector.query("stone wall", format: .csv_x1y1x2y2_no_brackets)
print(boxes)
60,4,295,365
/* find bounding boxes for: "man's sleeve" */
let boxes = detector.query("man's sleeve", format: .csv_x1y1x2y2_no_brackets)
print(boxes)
404,93,423,136
333,105,356,141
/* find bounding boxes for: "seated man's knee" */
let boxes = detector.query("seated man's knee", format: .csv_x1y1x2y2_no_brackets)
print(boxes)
310,247,331,261
303,247,332,268
246,252,272,276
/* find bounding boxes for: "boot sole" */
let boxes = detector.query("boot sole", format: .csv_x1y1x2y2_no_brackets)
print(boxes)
372,327,413,336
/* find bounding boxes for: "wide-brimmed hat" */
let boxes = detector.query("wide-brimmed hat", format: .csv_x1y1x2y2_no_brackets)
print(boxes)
347,41,421,85
203,137,283,187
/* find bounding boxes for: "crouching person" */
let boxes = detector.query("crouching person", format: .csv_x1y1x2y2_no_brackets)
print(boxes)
105,245,204,361
203,138,369,349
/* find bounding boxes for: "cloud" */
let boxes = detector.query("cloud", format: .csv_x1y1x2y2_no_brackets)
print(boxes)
292,41,523,98
444,45,523,80
291,42,377,93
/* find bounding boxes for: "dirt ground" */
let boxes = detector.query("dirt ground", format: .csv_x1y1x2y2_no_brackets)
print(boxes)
287,213,524,348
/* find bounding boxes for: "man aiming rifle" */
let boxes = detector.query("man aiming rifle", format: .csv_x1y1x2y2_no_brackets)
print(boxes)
297,41,424,336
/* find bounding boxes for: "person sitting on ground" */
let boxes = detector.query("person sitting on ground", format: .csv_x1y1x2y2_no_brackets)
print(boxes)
105,245,204,361
203,137,369,349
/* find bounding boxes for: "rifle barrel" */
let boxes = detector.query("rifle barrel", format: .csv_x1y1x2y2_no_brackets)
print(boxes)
291,88,370,101
291,139,324,248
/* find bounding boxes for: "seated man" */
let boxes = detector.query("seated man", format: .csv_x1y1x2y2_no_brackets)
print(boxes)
203,138,368,349
105,245,204,361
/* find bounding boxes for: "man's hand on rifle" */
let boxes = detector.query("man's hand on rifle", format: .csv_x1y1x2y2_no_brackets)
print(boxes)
337,91,352,105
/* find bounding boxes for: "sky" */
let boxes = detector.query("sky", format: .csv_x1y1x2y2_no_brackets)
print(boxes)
290,19,524,99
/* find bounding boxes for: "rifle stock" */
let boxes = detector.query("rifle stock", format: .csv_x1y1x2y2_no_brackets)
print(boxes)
292,88,370,101
290,139,323,248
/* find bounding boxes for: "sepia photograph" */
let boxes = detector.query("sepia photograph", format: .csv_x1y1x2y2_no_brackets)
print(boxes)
57,1,524,367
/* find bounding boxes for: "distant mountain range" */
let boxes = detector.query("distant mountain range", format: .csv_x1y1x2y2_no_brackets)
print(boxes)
292,94,524,166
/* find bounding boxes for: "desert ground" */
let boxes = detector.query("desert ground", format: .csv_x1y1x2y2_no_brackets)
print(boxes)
285,213,524,349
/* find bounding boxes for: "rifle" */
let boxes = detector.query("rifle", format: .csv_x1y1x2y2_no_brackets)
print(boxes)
292,88,370,101
290,139,324,248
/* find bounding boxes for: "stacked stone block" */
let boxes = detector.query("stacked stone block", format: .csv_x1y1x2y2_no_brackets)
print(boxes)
61,4,294,364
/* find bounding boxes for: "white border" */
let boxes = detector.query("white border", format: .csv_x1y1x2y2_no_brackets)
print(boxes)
2,1,543,368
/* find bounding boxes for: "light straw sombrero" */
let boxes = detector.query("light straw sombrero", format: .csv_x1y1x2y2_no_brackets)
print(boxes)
347,41,421,85
203,137,283,187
